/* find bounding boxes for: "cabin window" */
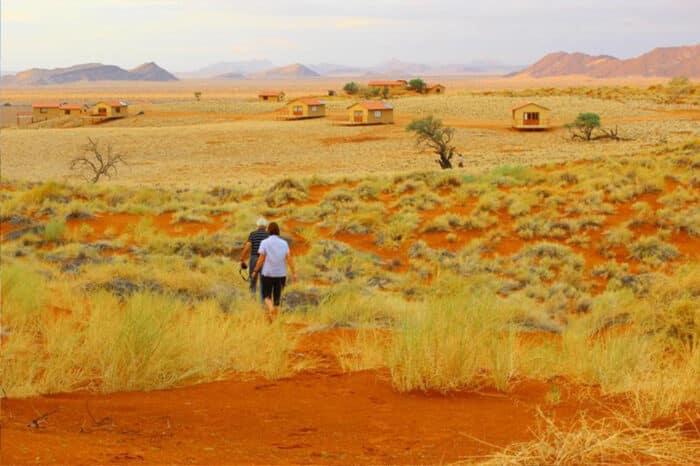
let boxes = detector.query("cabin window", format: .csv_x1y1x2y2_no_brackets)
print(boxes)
115,107,121,113
65,110,70,115
374,111,382,118
310,106,317,112
40,108,48,113
524,112,540,121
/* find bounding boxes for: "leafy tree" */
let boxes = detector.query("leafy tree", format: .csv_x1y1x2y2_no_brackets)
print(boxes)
194,91,202,101
406,116,460,169
566,112,601,141
407,78,427,93
343,81,360,95
381,86,390,99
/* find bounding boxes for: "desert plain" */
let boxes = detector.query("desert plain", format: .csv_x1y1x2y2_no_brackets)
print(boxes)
1,75,700,464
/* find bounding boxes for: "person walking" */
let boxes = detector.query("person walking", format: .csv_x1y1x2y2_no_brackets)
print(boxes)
240,217,269,302
251,222,296,321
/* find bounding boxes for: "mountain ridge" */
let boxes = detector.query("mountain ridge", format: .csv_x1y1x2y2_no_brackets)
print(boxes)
3,62,177,85
516,44,700,78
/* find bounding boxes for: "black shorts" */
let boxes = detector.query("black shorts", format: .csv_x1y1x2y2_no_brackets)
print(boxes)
260,275,286,306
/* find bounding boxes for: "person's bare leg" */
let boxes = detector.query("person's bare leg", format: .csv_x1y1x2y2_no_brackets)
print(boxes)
263,297,275,322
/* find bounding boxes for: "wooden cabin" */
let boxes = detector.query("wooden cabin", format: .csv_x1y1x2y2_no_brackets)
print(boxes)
425,83,446,94
60,104,83,116
91,101,128,118
368,80,407,90
286,98,326,119
511,102,551,130
258,90,285,102
347,101,394,125
32,102,84,121
32,103,63,121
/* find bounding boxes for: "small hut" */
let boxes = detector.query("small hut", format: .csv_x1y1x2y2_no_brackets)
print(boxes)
91,101,129,118
32,102,62,121
32,102,84,121
511,102,551,130
425,83,446,94
347,101,394,125
286,98,326,119
258,90,285,102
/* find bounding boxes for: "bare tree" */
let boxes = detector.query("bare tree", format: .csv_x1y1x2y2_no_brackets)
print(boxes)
70,138,127,184
406,116,460,169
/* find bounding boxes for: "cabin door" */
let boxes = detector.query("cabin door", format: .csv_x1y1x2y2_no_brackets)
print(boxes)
353,110,363,122
523,112,540,125
98,107,107,116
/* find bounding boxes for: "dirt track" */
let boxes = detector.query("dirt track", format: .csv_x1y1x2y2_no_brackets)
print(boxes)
1,329,606,465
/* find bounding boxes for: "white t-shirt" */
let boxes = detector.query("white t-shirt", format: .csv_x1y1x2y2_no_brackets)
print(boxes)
258,235,290,277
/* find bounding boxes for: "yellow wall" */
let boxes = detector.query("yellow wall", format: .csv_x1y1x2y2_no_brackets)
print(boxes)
92,103,128,118
32,107,62,121
426,85,446,94
512,104,550,129
287,102,326,118
348,105,394,124
259,94,284,102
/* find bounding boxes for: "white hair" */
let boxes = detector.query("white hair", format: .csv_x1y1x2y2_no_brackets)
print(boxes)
256,217,269,227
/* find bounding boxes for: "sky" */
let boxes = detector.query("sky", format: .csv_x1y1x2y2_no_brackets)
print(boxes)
1,0,699,72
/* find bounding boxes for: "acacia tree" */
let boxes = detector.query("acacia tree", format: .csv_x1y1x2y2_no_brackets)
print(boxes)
566,112,601,141
407,78,427,93
70,138,127,183
406,116,460,169
194,91,202,101
343,81,359,95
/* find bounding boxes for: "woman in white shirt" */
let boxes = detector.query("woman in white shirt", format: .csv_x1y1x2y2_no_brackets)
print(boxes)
252,222,297,321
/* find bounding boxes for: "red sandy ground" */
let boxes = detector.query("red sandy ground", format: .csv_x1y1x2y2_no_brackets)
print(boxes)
289,179,700,286
3,174,700,464
2,329,615,465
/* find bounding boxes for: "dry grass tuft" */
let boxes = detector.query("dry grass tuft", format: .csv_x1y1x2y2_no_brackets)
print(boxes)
474,410,700,466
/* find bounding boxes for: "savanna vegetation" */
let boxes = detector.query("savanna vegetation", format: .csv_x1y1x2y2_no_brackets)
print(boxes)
2,80,700,463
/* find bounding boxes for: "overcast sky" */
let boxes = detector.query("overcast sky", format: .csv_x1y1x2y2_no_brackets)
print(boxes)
2,0,699,72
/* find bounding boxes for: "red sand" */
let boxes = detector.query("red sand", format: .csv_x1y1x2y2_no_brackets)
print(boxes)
297,178,700,285
65,212,228,242
1,329,612,465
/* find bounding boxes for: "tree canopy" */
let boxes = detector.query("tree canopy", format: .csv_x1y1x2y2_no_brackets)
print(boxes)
406,116,460,169
407,78,427,93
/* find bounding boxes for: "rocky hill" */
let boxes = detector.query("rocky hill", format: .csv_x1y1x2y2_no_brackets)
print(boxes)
248,63,320,79
3,62,178,85
516,44,700,78
128,62,178,81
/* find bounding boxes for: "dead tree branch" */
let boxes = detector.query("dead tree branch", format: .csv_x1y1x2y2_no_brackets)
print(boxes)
70,137,127,184
27,408,59,429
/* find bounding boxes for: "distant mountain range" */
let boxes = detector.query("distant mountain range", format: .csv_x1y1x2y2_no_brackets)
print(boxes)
177,60,275,79
515,44,700,78
179,58,519,79
2,62,177,85
7,45,695,85
247,63,320,79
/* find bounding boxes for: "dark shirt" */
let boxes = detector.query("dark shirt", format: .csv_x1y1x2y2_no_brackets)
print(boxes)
248,229,269,257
